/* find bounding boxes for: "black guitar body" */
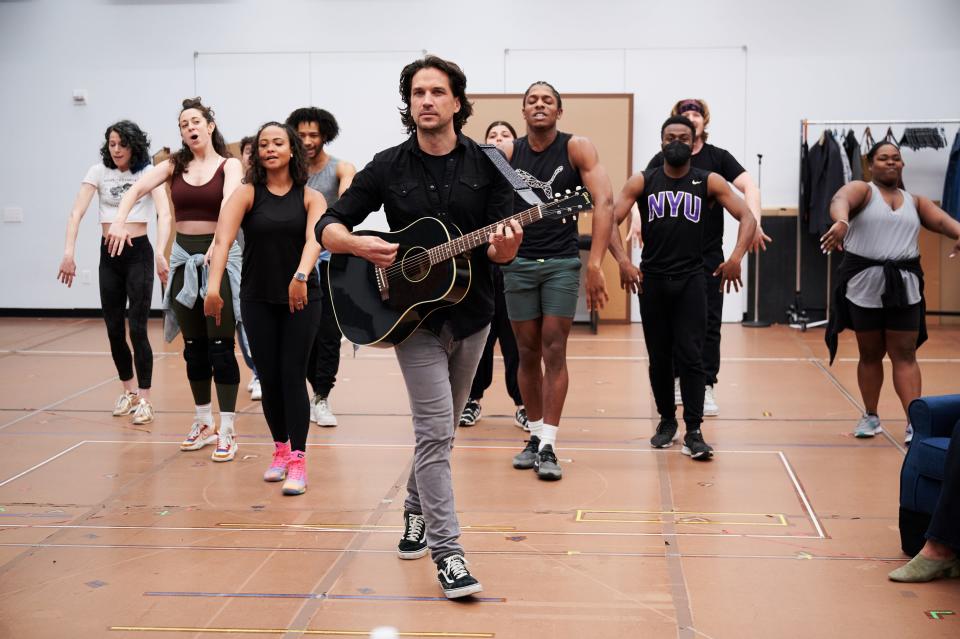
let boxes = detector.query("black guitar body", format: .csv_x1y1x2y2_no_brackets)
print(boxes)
326,217,470,347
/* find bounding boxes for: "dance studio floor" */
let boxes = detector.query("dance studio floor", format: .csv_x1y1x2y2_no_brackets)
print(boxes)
1,317,958,638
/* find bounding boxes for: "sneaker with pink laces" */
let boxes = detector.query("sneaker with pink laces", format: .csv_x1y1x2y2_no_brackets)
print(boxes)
264,442,291,482
282,451,307,495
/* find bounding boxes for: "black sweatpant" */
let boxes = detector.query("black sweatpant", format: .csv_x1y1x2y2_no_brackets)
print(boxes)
99,235,154,388
469,266,522,405
673,267,722,386
640,272,707,431
307,265,342,399
927,429,960,551
242,299,321,452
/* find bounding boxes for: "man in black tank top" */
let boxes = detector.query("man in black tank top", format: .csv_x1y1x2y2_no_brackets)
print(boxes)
642,99,767,418
613,116,756,460
500,81,623,481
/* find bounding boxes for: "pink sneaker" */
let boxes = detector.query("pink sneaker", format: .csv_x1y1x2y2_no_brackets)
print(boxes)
264,442,291,482
282,451,307,495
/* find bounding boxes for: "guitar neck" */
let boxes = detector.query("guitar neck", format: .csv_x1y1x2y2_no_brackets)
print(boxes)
428,204,544,264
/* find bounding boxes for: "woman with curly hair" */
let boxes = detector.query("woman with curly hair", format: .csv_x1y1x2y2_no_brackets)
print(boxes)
109,98,244,462
58,120,172,424
204,122,325,495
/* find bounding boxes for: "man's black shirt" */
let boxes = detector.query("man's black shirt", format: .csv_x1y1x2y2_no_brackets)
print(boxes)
315,132,514,340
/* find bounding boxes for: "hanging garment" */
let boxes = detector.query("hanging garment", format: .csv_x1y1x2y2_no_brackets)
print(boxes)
845,130,863,181
805,130,846,235
943,130,960,221
860,127,876,182
899,127,947,151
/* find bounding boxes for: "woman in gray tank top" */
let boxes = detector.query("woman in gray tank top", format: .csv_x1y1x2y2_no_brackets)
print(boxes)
821,141,960,443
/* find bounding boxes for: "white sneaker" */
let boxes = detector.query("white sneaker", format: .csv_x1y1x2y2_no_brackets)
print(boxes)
249,378,262,401
211,425,238,462
312,395,338,427
904,423,914,445
246,377,255,392
131,398,154,425
673,378,682,406
180,421,217,451
112,391,139,416
703,385,719,417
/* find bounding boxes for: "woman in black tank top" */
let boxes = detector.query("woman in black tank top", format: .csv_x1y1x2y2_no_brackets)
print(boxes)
205,122,327,497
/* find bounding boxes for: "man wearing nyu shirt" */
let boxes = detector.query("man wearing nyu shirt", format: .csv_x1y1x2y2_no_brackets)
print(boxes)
612,116,755,460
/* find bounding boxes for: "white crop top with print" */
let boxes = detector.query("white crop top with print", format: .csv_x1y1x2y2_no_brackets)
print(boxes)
82,163,156,224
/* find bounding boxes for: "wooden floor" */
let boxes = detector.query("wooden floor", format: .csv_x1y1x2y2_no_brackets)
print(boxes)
1,318,959,638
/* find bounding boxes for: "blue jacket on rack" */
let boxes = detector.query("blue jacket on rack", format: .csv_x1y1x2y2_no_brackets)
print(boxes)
942,131,960,221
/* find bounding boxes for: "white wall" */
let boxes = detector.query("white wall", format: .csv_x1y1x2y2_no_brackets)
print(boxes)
1,0,958,310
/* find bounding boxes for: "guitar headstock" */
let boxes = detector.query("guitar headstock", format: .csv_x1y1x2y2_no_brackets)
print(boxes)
542,186,593,224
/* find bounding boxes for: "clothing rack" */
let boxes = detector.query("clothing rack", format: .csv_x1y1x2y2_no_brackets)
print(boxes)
787,118,960,330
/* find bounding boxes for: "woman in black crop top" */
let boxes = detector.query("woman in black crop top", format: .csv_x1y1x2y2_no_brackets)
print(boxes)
112,97,244,463
205,122,326,496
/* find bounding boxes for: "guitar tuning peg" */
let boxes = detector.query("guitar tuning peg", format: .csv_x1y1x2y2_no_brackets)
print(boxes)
575,186,581,191
572,215,577,221
565,189,571,195
561,218,567,224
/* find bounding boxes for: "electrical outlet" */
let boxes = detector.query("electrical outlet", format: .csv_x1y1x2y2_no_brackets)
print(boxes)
2,207,22,223
81,270,92,285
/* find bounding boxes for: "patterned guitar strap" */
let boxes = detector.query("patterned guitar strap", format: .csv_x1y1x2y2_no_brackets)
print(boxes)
479,144,544,206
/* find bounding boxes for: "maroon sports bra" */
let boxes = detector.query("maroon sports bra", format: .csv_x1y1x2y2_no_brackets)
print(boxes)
170,160,226,223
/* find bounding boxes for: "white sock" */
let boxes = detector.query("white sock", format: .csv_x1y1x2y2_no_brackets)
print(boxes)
528,419,544,439
539,424,558,451
195,404,213,424
219,412,236,433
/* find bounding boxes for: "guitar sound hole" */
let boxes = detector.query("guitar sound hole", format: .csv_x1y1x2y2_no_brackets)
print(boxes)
400,246,430,283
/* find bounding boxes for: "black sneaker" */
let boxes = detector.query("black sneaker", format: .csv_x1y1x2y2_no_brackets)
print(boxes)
437,553,483,599
513,406,529,431
681,429,714,460
535,444,562,480
650,418,679,448
459,399,481,427
397,511,428,559
512,436,540,469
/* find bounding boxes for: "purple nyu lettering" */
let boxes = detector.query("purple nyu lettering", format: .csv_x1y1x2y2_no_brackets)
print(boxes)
684,193,702,223
665,191,684,217
647,192,664,221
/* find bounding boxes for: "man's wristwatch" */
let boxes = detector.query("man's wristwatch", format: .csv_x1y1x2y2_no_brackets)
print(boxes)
293,272,307,282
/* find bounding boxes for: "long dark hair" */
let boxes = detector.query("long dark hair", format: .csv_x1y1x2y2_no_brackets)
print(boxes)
171,97,231,177
399,55,473,134
245,122,308,187
100,120,151,172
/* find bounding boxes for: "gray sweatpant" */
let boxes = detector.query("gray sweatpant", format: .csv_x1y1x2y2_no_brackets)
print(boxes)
394,322,489,563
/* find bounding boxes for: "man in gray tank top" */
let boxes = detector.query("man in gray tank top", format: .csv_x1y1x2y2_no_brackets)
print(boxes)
286,107,357,427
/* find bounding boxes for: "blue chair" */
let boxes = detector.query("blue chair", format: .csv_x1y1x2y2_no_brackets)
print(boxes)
899,394,960,555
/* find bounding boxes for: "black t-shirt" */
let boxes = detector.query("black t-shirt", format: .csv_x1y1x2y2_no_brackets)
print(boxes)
646,143,745,269
421,150,458,206
638,166,715,278
240,183,320,303
512,132,583,259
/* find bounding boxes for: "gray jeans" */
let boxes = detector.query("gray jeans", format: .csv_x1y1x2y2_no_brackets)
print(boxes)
394,322,490,562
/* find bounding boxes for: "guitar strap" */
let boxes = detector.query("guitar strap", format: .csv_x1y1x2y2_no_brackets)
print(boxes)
479,144,544,206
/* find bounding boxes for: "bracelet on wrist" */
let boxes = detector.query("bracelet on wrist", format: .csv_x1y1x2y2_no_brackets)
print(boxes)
837,219,850,228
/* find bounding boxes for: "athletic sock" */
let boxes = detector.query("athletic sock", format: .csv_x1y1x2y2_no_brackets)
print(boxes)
219,412,236,433
539,424,558,451
195,403,214,425
528,419,544,439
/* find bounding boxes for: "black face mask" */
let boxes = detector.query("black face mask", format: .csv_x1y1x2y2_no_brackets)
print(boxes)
663,140,692,167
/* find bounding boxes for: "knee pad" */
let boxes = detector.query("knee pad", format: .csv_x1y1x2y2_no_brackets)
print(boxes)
209,338,240,385
183,338,211,381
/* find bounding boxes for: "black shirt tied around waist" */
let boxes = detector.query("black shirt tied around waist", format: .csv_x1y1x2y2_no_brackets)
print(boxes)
825,251,926,364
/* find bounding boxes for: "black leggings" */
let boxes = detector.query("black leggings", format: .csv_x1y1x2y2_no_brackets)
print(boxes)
639,272,707,430
99,235,154,388
470,266,522,405
242,299,321,452
307,265,342,398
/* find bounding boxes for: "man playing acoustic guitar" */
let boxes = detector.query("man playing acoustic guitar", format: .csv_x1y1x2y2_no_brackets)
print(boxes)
315,55,521,599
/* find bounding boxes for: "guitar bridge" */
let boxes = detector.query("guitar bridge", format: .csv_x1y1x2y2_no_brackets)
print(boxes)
375,266,389,301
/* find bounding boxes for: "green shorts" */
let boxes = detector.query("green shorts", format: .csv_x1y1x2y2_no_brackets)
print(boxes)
501,256,581,321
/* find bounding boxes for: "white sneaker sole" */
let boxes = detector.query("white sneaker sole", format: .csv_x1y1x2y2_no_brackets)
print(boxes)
442,581,483,599
703,405,719,417
681,445,714,460
854,426,883,438
180,434,217,451
315,416,338,427
281,482,306,495
650,437,678,449
398,547,429,560
263,469,287,482
211,444,238,462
